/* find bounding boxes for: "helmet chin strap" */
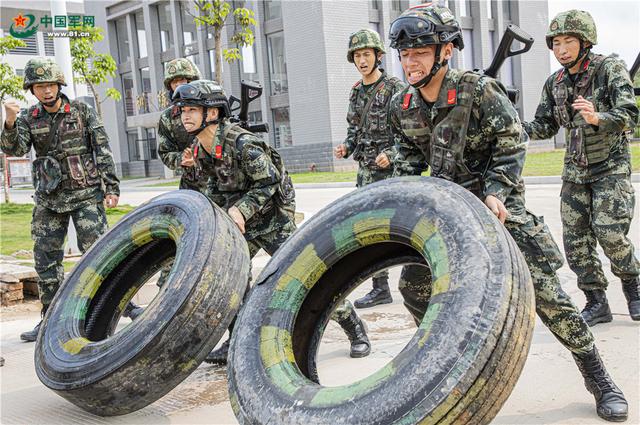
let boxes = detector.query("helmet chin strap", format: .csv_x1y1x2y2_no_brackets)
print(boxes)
187,107,222,135
41,85,62,107
564,40,590,70
410,45,447,89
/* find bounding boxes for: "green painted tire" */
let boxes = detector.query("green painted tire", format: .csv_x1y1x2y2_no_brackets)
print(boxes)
35,190,250,416
228,177,535,424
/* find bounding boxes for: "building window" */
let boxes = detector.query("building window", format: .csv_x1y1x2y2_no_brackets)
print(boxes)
503,0,512,20
462,29,474,69
272,107,292,148
208,50,217,80
185,53,200,67
391,0,403,12
122,72,135,117
15,69,24,77
370,0,380,10
44,36,55,56
241,44,257,77
267,32,288,95
139,67,152,114
115,18,130,63
158,2,173,52
146,128,158,160
264,0,282,20
9,34,37,55
135,12,147,58
127,131,139,161
458,0,471,17
181,2,197,45
486,0,494,19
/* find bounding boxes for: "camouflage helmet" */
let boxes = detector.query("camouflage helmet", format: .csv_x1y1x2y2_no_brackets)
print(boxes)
163,58,201,91
347,29,386,63
546,10,597,49
171,79,231,118
23,58,67,90
389,4,464,50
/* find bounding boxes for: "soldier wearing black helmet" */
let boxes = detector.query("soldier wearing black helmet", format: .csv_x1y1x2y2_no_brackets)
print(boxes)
388,4,628,421
172,80,372,364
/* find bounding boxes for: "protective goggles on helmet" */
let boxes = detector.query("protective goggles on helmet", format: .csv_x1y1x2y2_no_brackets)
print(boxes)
171,84,201,104
389,16,458,47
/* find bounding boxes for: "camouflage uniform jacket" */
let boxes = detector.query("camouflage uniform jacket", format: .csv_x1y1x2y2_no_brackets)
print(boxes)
345,70,406,185
0,94,120,213
391,69,529,221
523,52,638,184
157,105,206,192
195,119,295,241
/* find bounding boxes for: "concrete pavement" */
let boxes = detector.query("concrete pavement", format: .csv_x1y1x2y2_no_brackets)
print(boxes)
1,181,639,424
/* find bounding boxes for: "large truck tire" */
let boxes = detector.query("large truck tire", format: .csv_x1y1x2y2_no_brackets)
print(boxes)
228,177,535,425
35,190,250,416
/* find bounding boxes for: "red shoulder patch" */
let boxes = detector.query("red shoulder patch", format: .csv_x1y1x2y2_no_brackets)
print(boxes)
582,59,591,71
64,103,71,113
352,81,362,89
447,89,457,105
193,144,199,158
215,145,223,159
32,108,39,118
402,93,412,110
556,69,564,82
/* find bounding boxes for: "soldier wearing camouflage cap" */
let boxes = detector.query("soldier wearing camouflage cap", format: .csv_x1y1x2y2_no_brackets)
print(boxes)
172,80,371,364
335,28,407,308
158,58,205,193
1,58,141,340
524,10,640,333
388,5,628,421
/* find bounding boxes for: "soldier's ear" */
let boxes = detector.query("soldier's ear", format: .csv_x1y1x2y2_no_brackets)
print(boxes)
207,107,220,121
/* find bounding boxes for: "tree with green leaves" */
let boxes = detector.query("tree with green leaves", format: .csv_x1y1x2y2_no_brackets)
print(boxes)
192,0,256,86
0,36,26,104
0,36,27,203
69,26,121,119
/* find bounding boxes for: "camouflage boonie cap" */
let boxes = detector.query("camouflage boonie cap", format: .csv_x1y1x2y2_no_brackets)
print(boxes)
347,29,386,63
23,58,67,90
164,58,202,90
389,4,464,50
546,10,597,48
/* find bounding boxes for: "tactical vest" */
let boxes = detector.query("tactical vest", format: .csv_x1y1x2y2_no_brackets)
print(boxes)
196,121,295,215
26,100,100,195
552,54,615,167
398,72,483,196
349,75,401,168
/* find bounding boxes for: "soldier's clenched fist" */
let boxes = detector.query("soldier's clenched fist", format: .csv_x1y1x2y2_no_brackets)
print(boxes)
3,101,20,129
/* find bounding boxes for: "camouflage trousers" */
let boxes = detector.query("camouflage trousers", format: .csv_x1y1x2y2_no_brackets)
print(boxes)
31,202,107,307
561,175,640,291
400,207,594,355
357,165,394,284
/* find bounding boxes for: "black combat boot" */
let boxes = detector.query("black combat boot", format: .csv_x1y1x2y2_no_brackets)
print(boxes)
20,305,47,342
122,302,145,321
621,277,640,321
581,290,613,326
205,339,230,365
354,275,393,309
338,310,371,358
572,347,628,422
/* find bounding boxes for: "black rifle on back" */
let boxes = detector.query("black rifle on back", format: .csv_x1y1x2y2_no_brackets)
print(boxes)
482,24,535,104
228,80,270,133
629,52,640,96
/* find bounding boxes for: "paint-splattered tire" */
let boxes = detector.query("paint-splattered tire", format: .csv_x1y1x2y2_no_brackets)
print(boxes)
228,177,535,424
35,190,250,416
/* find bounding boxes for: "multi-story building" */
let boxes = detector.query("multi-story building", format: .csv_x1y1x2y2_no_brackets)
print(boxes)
92,0,552,177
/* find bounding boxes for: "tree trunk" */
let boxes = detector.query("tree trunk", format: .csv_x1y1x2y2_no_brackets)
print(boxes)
87,82,102,119
3,154,10,203
214,31,223,86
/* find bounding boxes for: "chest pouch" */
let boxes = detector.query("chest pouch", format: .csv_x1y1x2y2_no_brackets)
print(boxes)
32,156,62,195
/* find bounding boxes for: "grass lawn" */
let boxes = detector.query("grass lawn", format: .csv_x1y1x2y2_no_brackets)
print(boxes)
141,144,639,185
0,203,135,256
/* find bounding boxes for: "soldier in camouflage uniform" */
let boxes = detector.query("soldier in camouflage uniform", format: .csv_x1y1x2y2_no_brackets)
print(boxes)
172,80,371,364
388,6,628,421
334,28,407,309
0,58,138,341
523,10,640,327
158,58,206,192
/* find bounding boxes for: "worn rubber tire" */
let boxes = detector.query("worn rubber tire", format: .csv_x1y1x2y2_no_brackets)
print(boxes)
35,190,250,416
228,177,535,425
